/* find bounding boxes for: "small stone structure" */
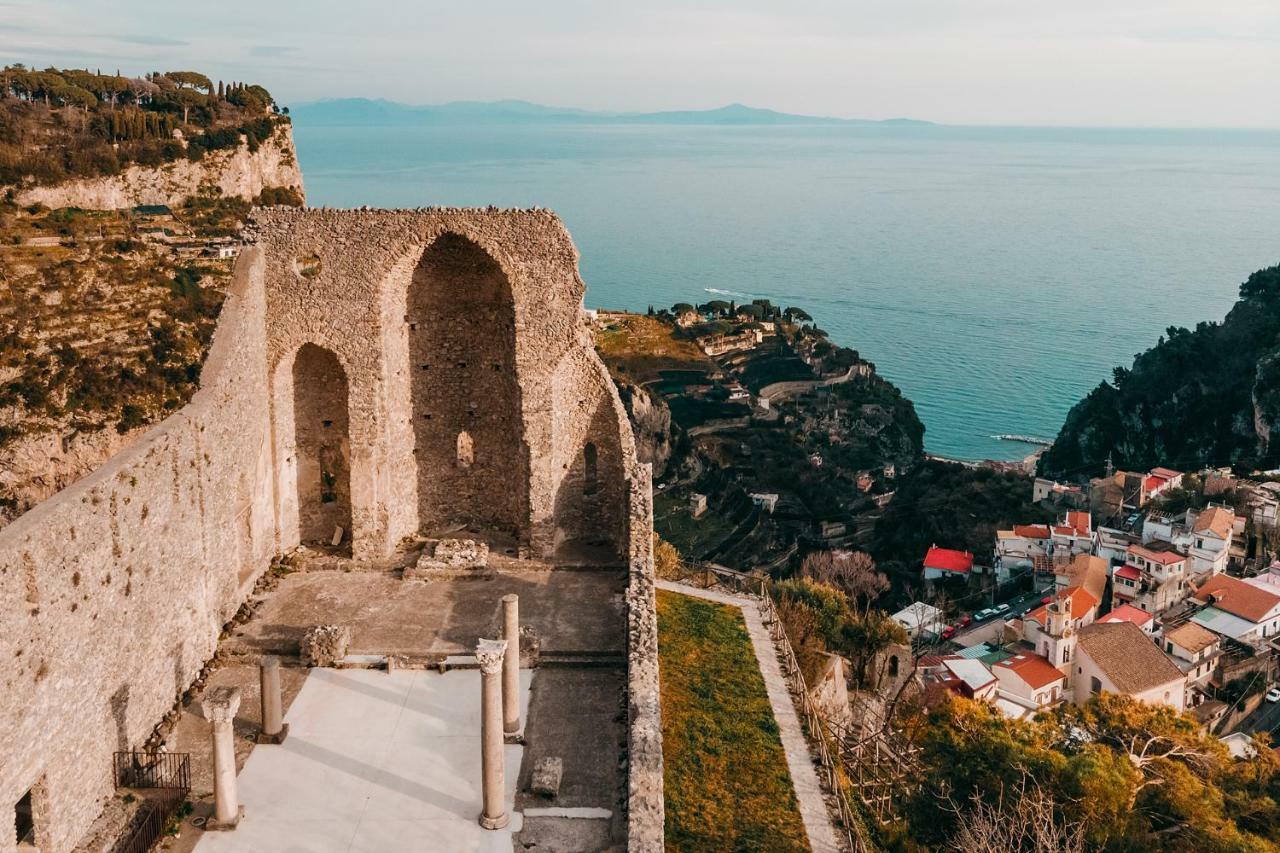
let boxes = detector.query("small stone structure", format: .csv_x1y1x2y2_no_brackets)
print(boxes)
301,625,352,667
0,208,661,852
405,538,490,579
530,757,564,798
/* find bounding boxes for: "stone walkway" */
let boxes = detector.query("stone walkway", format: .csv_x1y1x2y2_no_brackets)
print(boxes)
656,580,844,853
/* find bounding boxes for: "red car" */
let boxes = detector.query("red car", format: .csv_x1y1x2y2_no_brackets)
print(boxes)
959,615,972,627
1041,595,1053,605
941,626,957,640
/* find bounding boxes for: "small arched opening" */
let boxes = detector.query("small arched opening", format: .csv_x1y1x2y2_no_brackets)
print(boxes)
291,343,352,546
456,430,474,468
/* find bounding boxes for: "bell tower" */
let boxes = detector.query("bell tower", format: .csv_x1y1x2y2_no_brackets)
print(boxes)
1044,593,1076,678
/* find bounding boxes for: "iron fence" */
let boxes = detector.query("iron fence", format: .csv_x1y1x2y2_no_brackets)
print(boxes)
111,752,191,853
113,751,191,791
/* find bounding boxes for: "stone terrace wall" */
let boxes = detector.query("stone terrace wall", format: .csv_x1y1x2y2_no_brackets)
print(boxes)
625,459,664,851
0,250,276,853
0,208,658,852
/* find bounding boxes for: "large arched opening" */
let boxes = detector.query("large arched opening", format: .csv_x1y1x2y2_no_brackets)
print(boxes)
407,233,527,537
291,343,353,546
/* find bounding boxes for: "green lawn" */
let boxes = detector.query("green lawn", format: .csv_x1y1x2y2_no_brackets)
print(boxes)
657,589,810,852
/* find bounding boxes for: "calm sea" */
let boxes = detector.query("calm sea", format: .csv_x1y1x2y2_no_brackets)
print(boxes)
293,121,1280,462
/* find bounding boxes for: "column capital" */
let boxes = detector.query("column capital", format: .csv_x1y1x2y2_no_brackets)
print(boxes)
475,638,507,675
202,686,242,723
260,654,282,669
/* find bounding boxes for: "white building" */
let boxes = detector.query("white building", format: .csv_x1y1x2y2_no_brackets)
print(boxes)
891,602,946,639
1159,621,1221,690
1191,574,1280,643
1073,621,1186,711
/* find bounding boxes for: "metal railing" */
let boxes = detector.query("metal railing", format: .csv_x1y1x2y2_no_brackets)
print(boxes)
113,751,191,791
111,752,191,853
759,590,872,853
668,562,873,852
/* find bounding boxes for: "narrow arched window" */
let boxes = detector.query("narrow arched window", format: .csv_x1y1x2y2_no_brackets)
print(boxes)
888,655,899,677
584,442,598,494
456,431,474,468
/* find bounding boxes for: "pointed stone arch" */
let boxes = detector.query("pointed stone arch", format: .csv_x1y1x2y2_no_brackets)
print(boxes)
406,232,528,536
290,343,353,546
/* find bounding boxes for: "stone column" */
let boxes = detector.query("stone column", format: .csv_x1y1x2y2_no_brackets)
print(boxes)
202,686,244,830
501,594,520,736
476,638,509,830
257,655,289,744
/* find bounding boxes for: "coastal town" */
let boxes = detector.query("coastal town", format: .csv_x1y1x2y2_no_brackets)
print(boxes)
604,300,1280,752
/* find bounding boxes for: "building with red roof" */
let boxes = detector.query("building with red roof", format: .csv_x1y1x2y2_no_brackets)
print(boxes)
923,545,974,580
1100,603,1155,634
992,652,1067,710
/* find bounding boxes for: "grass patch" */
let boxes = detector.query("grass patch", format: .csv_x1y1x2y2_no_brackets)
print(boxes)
654,492,736,559
594,313,712,383
658,589,810,852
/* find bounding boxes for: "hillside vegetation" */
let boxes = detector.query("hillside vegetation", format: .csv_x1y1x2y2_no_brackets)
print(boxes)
1040,263,1280,478
0,65,287,189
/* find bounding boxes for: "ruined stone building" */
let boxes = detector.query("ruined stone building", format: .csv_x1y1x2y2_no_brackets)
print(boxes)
0,209,661,851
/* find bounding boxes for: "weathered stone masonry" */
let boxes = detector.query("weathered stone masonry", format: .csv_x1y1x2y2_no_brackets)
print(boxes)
0,208,661,852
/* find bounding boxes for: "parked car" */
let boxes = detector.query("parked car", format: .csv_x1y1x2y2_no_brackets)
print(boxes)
959,615,972,627
1040,595,1053,605
1266,688,1280,703
974,608,995,621
941,626,956,640
994,603,1011,615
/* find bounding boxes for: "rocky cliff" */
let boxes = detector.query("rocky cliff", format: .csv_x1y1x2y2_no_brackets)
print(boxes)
617,381,675,478
1040,263,1280,478
14,122,304,209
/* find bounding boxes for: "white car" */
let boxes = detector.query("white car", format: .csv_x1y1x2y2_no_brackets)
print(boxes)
1266,688,1280,703
994,603,1011,615
973,608,995,621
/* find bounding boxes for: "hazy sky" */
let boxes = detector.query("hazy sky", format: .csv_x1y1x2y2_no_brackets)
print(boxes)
2,0,1278,127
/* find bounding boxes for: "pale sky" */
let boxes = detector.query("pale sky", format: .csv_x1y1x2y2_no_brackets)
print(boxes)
2,0,1278,127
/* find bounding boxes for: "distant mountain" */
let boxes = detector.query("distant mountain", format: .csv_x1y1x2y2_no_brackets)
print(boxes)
289,98,933,127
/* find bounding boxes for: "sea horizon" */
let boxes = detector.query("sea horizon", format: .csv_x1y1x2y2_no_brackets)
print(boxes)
293,117,1280,464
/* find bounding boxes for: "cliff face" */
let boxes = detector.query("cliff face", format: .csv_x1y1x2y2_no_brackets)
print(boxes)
0,426,145,525
618,381,675,478
1040,263,1280,478
15,123,304,209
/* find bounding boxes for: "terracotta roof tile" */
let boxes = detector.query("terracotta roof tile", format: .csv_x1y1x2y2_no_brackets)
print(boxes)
1101,604,1153,627
1195,574,1280,623
1164,622,1218,654
994,653,1065,690
1077,621,1184,694
1128,543,1186,566
1193,507,1234,539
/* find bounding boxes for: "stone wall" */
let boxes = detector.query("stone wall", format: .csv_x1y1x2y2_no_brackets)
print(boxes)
0,207,657,851
14,124,304,210
0,249,276,853
253,208,636,561
624,459,665,851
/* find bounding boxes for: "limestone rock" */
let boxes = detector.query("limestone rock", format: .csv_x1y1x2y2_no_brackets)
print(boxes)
301,625,351,667
530,756,563,798
404,538,491,579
